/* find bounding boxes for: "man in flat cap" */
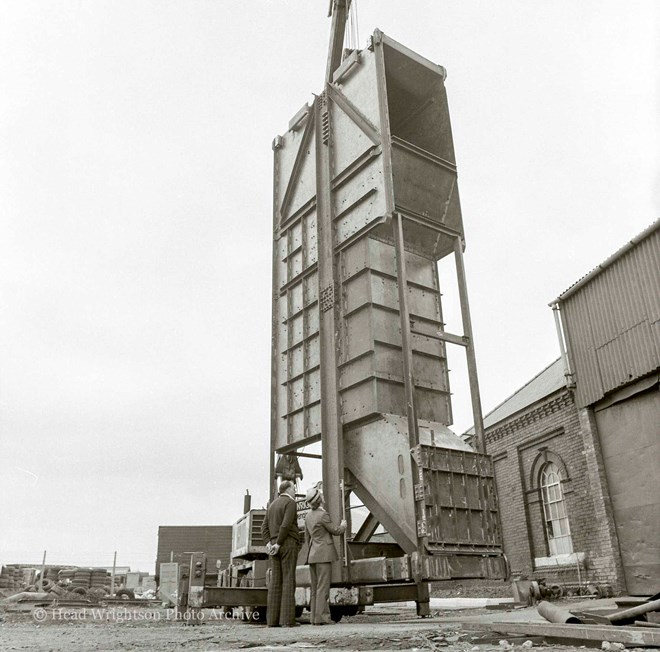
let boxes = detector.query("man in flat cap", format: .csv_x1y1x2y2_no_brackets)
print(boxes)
304,485,347,625
261,480,300,627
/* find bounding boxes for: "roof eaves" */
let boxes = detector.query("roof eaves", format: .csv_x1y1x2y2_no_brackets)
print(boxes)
464,358,564,435
551,217,660,306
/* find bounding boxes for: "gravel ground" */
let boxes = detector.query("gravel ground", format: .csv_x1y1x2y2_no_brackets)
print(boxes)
0,602,609,652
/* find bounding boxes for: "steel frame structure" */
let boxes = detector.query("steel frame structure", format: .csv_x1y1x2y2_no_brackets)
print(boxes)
269,12,505,615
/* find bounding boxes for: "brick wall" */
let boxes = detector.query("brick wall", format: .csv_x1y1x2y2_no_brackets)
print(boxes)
486,389,625,591
155,525,233,582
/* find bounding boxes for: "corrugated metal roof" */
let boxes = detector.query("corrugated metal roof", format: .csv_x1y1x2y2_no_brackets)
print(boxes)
557,221,660,407
464,358,566,435
155,525,233,578
553,218,660,303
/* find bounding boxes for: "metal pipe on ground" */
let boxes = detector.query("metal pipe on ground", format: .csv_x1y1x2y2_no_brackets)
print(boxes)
609,599,660,625
2,591,50,603
537,600,583,624
635,621,660,629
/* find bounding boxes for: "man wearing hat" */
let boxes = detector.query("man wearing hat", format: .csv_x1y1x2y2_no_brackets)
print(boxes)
261,480,300,627
304,485,347,625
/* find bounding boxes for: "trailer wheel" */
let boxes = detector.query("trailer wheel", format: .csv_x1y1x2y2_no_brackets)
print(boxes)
295,606,303,619
329,606,343,623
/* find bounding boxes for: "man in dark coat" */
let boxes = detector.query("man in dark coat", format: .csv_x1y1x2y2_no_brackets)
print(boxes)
261,480,300,627
304,485,346,625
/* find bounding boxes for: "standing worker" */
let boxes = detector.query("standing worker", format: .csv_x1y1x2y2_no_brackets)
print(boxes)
261,480,300,627
304,486,347,625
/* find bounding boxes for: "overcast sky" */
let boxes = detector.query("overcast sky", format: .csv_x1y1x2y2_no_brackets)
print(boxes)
1,1,658,572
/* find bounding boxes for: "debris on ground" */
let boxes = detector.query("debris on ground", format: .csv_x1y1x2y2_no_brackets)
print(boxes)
602,642,626,651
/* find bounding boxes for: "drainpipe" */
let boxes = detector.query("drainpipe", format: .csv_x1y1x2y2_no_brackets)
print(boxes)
551,302,575,389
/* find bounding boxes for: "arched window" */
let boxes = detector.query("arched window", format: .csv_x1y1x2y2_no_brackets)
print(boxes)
540,462,573,556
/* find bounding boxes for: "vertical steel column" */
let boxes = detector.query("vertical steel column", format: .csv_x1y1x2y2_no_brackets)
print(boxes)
453,236,486,454
270,138,282,500
325,0,350,82
393,213,420,448
393,213,430,615
315,91,347,581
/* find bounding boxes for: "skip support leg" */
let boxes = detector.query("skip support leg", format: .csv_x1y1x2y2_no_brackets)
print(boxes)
415,581,430,617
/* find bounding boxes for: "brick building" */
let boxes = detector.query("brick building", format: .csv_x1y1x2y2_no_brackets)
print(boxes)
553,219,660,594
466,358,624,591
467,218,659,595
155,525,232,585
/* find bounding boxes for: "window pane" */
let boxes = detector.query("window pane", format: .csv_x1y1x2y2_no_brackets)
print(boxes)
544,485,553,502
549,503,559,521
542,487,551,506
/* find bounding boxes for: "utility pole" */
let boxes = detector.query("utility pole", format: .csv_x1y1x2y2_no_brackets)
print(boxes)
110,551,117,596
38,550,46,591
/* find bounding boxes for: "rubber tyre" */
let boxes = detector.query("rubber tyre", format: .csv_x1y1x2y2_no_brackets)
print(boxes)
549,584,563,598
71,587,88,596
329,606,343,623
115,588,135,600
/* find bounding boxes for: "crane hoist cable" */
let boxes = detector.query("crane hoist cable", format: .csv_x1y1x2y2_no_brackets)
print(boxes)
345,0,359,52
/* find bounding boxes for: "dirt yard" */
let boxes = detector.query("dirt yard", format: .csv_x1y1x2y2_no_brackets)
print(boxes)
430,580,513,600
0,601,611,652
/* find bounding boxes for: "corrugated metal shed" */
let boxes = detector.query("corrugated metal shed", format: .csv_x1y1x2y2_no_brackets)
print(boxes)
155,525,232,580
464,358,565,435
555,219,660,408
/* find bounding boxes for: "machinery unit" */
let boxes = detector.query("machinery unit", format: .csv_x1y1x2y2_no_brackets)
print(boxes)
187,552,207,609
270,10,507,614
231,510,268,560
175,3,506,621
